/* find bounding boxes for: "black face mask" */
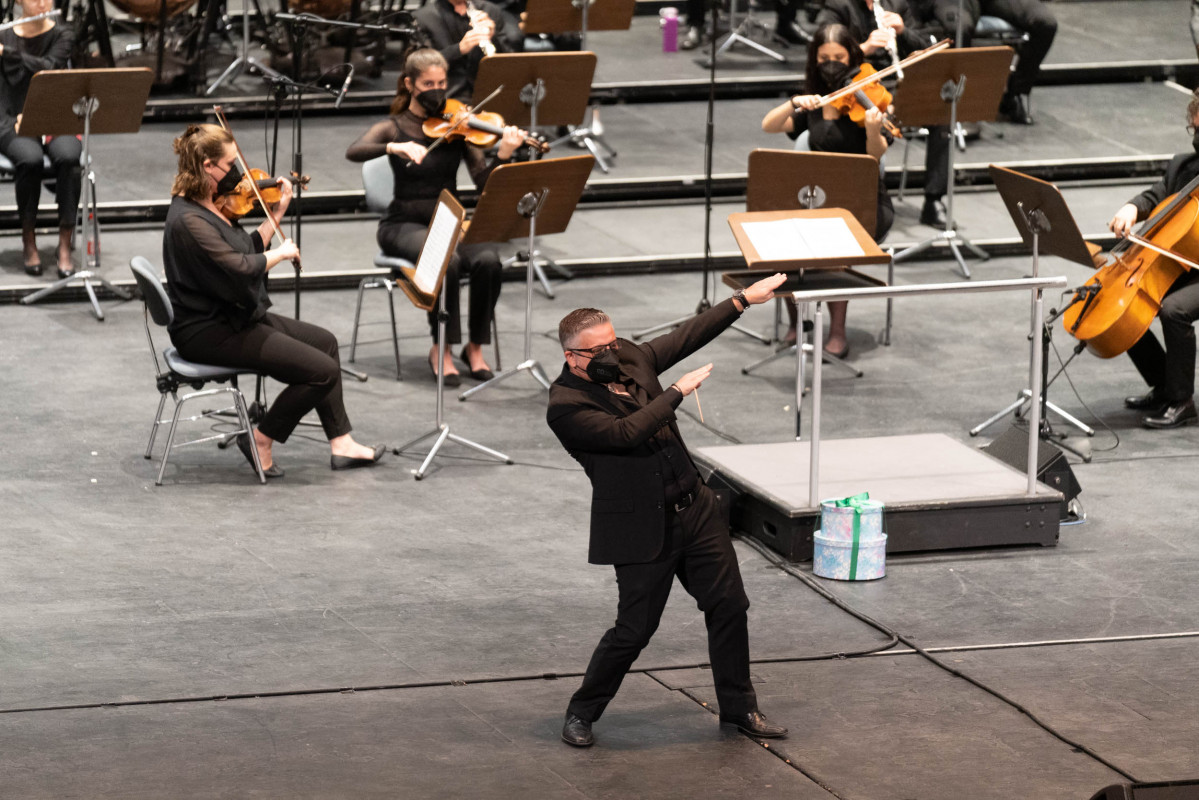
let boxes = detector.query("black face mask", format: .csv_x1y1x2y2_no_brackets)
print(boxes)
1192,131,1199,153
584,349,621,384
416,88,447,117
818,60,850,90
214,161,243,196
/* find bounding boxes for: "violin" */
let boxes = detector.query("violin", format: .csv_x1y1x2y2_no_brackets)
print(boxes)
827,63,903,140
215,168,310,220
421,98,549,154
1063,175,1199,358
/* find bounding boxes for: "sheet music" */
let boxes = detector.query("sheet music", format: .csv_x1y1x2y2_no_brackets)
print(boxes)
741,216,865,262
414,200,459,295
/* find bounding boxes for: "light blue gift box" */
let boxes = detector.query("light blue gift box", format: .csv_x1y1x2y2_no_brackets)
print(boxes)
814,531,887,581
820,496,884,542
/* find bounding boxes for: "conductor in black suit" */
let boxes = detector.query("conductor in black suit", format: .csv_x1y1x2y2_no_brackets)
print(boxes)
547,272,788,748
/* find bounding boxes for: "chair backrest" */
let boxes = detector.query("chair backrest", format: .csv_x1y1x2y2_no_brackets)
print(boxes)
362,156,395,215
130,256,174,327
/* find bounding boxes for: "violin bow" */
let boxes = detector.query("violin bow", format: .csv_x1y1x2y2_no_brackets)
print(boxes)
212,105,300,271
815,38,951,110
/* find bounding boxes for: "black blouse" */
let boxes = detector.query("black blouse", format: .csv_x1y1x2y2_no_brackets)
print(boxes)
0,25,73,137
162,195,270,344
345,109,504,227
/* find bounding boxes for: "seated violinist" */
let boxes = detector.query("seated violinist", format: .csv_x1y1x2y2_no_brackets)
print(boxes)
1108,89,1199,430
761,23,893,359
163,124,385,476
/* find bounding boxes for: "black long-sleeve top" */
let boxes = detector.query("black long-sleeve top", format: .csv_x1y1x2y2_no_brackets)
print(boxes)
412,0,523,101
345,110,505,226
162,195,270,344
0,25,74,137
815,0,932,69
1127,151,1199,221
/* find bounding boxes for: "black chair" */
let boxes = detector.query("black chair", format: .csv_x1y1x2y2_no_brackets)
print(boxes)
129,256,265,486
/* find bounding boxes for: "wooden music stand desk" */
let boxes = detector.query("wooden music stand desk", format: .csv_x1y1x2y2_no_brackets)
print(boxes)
521,0,635,42
472,52,596,129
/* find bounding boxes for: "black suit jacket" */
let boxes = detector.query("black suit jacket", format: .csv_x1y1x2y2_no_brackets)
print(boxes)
413,0,523,101
546,299,743,565
1128,152,1199,221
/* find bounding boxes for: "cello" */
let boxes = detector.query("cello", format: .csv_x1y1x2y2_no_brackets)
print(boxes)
1062,173,1199,358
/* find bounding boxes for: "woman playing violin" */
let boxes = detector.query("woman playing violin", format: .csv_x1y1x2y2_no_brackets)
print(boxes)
1106,89,1199,430
761,23,894,359
0,0,81,278
346,47,526,385
163,124,384,477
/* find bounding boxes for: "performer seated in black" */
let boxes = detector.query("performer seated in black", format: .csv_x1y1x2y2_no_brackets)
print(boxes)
346,48,526,386
0,0,81,278
761,23,893,358
413,0,522,102
915,0,1056,125
164,124,384,476
1108,89,1199,430
548,272,789,748
812,0,951,229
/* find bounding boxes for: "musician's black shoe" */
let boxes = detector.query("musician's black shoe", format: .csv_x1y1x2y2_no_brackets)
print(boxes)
719,710,788,738
920,197,947,230
1143,398,1198,429
1124,388,1166,412
679,26,702,50
561,713,594,747
330,444,386,471
999,92,1034,125
24,262,42,277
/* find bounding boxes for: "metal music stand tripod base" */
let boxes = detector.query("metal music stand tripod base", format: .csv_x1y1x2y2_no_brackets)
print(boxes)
207,1,285,95
18,68,153,320
708,0,786,64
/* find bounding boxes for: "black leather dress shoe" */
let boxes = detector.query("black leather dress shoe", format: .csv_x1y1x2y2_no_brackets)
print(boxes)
236,433,284,478
679,25,702,51
1124,387,1165,411
561,713,594,747
920,197,947,230
330,444,386,471
1143,398,1198,429
719,710,788,738
999,92,1034,125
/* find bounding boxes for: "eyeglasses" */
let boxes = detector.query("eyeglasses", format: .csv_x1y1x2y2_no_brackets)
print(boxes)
568,340,620,358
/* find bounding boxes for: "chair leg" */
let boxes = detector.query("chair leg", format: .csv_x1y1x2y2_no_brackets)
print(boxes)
385,280,401,381
156,398,186,486
145,391,169,459
350,277,369,364
232,388,266,484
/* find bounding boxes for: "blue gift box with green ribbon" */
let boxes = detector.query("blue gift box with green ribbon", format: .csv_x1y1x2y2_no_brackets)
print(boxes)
814,493,887,581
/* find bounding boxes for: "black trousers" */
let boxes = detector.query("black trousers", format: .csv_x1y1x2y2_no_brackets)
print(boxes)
378,220,502,345
1127,269,1199,404
929,0,1057,96
568,485,757,723
0,131,82,228
173,312,352,444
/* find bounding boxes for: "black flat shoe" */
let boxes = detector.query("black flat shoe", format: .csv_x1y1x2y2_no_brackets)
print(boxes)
24,262,42,277
823,342,850,360
56,266,75,280
1124,388,1165,411
331,444,386,471
561,713,594,747
1143,398,1198,429
459,346,495,381
920,197,948,230
236,432,284,478
429,357,461,387
719,710,788,739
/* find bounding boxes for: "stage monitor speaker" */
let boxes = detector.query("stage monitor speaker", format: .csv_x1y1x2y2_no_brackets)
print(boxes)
1088,779,1199,800
981,426,1081,521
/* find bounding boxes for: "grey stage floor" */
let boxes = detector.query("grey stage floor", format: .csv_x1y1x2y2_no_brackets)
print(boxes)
4,254,1199,797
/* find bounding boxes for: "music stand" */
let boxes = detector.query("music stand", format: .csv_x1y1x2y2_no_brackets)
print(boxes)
392,190,512,479
969,165,1097,460
740,149,885,376
473,52,596,297
522,0,630,171
19,68,153,321
458,155,594,402
890,46,1012,278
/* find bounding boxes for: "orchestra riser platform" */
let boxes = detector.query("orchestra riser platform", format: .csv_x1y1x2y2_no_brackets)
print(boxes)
696,433,1062,562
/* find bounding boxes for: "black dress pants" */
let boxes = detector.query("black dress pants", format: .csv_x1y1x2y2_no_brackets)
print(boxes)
929,0,1057,96
567,485,757,723
173,312,352,444
378,220,502,345
0,131,83,228
1127,269,1199,404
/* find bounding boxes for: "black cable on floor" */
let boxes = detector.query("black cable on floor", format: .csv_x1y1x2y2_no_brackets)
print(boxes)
738,535,1141,784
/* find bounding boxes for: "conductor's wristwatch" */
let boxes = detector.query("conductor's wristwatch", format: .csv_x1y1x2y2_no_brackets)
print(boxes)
733,290,748,310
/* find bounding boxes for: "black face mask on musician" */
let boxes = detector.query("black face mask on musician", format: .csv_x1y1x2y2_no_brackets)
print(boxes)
214,161,243,196
818,61,851,89
584,349,621,384
416,88,448,117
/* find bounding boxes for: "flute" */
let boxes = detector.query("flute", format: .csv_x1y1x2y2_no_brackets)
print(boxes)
0,8,61,33
466,1,496,57
872,1,903,81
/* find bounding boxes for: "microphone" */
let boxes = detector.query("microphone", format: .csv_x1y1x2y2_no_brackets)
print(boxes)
334,65,354,109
